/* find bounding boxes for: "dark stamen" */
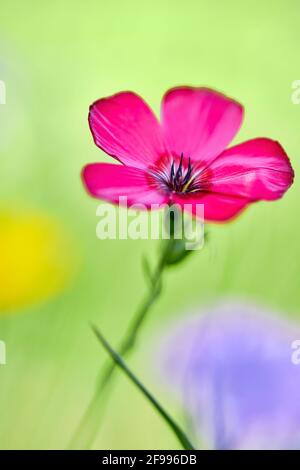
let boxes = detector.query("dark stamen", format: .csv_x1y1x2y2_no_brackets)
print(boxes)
182,157,192,185
175,152,184,180
152,153,201,194
170,161,175,183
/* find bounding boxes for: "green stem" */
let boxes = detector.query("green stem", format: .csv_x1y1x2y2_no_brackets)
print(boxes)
69,240,172,449
92,325,195,451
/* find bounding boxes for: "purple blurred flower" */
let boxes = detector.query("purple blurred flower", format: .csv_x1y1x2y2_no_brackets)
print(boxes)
159,300,300,450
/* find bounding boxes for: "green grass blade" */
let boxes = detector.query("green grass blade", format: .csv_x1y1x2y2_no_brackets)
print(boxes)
91,325,195,451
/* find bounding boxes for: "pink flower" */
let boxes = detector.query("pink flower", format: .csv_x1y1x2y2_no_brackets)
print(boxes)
82,87,294,222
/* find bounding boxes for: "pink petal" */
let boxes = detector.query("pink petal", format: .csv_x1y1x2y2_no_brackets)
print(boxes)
89,92,166,170
208,138,294,200
82,163,168,207
161,87,243,164
174,193,248,222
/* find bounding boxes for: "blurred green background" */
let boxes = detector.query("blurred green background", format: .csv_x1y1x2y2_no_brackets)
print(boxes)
0,0,299,449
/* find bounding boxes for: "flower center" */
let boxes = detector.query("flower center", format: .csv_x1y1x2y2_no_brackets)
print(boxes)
149,153,202,194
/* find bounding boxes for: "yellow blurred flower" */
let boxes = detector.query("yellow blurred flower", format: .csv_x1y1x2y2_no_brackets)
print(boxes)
0,206,76,313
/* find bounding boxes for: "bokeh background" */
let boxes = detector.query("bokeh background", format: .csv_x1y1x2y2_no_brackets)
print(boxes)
0,0,299,449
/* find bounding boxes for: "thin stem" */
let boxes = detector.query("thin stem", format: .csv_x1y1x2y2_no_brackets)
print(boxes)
92,325,195,451
97,247,167,390
69,240,172,449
